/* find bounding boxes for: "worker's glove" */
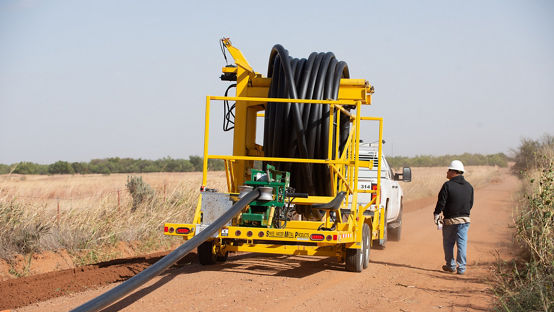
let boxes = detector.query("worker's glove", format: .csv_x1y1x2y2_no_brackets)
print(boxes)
433,214,441,225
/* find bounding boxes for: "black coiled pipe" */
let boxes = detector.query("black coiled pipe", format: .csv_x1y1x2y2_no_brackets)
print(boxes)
263,45,351,218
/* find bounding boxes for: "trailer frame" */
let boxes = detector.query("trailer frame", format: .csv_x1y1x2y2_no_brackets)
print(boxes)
164,39,385,271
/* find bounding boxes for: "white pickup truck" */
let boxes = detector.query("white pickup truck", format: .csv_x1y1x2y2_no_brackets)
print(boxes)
357,142,411,246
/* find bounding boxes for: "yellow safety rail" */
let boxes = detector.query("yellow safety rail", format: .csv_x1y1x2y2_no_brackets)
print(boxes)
197,95,384,237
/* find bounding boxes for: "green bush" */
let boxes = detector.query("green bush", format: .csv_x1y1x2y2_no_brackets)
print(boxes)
387,152,509,168
512,135,554,177
48,161,75,174
0,198,51,258
126,176,155,211
189,156,203,171
71,162,89,174
495,135,553,312
0,164,10,174
11,162,48,175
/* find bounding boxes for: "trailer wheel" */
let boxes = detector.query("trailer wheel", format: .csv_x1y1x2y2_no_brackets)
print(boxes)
388,199,402,241
216,251,229,262
345,247,363,272
198,241,217,265
362,223,371,269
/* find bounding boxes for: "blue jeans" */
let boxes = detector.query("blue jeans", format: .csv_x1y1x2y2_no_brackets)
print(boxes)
442,223,470,273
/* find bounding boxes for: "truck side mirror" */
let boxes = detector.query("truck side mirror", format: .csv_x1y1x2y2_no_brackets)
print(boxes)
402,167,412,182
394,167,412,182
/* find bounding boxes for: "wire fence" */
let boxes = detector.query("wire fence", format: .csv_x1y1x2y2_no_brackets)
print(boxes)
1,184,173,216
1,184,176,228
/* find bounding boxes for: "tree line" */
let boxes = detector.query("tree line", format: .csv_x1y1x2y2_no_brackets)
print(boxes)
0,156,225,175
385,152,509,168
0,152,510,175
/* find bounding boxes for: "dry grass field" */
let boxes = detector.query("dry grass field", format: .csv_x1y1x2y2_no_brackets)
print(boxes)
399,165,502,201
0,172,227,267
0,166,501,273
0,172,227,212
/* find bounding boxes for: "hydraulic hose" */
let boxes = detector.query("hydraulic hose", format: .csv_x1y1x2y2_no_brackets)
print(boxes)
263,45,350,218
71,188,261,312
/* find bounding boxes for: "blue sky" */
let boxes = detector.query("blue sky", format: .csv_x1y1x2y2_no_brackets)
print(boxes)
1,0,553,164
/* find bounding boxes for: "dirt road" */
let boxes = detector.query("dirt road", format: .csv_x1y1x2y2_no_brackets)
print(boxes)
14,170,519,312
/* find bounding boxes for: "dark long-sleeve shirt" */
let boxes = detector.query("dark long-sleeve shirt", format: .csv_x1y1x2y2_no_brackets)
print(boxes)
434,175,474,219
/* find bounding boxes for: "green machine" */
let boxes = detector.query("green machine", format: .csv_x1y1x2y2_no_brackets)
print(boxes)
238,165,290,228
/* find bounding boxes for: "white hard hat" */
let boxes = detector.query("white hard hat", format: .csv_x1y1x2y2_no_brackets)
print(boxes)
448,160,465,173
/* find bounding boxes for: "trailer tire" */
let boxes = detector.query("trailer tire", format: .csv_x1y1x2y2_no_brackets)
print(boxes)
362,223,371,269
198,241,217,265
345,247,363,272
216,251,229,262
388,199,403,241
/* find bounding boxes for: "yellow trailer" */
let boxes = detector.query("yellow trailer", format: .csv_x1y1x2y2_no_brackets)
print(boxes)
164,38,386,272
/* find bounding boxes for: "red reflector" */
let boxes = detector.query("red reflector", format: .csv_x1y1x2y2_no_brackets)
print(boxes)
310,234,325,241
371,184,380,203
247,231,253,237
176,227,190,234
235,230,241,236
326,235,332,241
258,231,264,237
164,226,168,232
333,235,337,240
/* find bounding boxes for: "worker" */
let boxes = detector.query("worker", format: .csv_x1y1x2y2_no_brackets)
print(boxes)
433,160,474,275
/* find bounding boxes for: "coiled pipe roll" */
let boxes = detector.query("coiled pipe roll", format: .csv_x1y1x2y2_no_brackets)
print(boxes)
263,44,351,219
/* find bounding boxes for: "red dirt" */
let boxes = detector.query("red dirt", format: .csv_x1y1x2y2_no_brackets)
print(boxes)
3,169,519,312
0,250,74,281
0,252,196,310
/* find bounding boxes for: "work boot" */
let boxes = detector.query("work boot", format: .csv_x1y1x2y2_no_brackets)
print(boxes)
442,265,456,273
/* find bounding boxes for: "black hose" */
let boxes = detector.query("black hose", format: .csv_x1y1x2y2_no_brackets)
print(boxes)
263,45,350,218
223,84,236,131
71,188,261,312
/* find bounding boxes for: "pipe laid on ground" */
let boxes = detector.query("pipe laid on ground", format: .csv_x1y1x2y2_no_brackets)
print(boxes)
71,188,261,312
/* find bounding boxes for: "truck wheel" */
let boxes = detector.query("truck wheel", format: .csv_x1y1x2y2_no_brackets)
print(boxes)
345,247,363,272
362,223,371,269
198,241,217,265
388,199,403,241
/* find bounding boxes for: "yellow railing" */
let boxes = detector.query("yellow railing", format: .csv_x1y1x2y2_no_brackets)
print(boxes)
200,95,383,218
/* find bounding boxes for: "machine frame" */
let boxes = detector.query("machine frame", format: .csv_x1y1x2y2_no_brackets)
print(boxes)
164,39,385,268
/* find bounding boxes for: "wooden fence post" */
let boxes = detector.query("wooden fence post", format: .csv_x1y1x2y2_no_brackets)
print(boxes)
57,200,60,227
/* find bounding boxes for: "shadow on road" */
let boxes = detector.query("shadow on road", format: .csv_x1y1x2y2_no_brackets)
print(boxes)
370,260,440,273
371,259,490,284
100,273,178,312
98,252,343,311
198,253,344,278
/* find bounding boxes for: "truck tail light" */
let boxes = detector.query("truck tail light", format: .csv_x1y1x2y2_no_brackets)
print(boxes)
371,184,379,204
